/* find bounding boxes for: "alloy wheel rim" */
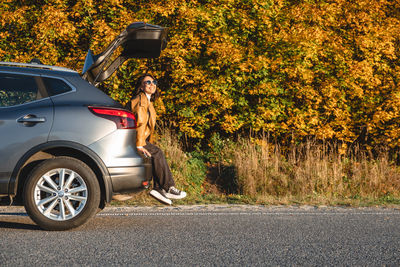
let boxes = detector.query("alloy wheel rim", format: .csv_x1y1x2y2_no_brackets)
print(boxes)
34,168,88,221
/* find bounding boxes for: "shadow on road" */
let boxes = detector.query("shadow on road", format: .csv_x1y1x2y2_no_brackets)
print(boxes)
0,212,41,230
0,220,41,230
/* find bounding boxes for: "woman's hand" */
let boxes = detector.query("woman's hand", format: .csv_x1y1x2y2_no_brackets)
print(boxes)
137,147,152,158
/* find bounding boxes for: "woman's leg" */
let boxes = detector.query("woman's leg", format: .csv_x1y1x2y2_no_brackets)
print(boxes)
144,142,176,191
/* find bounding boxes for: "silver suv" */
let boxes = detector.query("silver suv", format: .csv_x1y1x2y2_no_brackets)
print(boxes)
0,22,167,230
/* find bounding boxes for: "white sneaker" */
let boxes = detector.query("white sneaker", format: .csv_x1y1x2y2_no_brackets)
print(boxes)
150,189,172,205
165,186,187,199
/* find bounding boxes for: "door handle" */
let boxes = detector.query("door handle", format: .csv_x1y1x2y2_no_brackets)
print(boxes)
17,114,46,126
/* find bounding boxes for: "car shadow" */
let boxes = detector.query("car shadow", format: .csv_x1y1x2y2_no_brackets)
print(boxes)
0,212,41,230
0,220,41,230
0,212,28,216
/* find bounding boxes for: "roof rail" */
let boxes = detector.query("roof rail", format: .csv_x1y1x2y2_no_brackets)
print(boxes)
0,62,77,73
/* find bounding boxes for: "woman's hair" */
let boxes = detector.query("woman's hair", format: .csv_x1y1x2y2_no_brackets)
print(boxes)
133,73,160,102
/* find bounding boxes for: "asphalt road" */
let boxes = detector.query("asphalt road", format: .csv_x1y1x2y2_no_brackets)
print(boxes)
0,205,399,266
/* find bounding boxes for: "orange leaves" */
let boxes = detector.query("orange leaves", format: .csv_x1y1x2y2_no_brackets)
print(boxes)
33,6,78,42
221,114,243,133
91,19,116,52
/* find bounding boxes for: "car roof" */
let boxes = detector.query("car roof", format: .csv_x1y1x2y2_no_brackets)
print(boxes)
0,62,78,77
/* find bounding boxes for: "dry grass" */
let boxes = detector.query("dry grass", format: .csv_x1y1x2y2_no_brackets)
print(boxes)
114,129,400,206
233,137,400,202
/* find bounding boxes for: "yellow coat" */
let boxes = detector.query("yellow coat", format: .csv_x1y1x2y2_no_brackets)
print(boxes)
130,92,156,147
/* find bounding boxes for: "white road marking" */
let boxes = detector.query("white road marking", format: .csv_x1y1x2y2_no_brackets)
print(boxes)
1,205,400,217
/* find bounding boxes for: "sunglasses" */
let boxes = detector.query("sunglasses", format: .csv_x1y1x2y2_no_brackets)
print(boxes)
143,80,158,86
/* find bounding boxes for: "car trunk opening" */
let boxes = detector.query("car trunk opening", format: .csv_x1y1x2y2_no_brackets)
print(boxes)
81,22,168,86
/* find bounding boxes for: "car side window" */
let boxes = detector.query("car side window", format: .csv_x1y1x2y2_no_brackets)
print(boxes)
42,77,72,96
0,73,40,107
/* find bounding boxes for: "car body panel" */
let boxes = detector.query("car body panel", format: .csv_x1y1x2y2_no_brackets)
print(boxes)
88,128,152,194
0,98,54,194
108,166,151,193
46,75,122,145
47,104,117,145
88,129,142,167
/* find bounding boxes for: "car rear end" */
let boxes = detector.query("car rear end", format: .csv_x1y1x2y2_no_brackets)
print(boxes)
87,106,152,193
47,72,152,197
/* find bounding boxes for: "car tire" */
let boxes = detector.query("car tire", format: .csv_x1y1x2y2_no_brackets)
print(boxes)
23,156,100,231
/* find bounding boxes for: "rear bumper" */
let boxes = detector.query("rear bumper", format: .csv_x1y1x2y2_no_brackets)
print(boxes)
108,161,152,194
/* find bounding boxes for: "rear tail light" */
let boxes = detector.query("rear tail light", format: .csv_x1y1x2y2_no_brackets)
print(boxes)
89,107,137,129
